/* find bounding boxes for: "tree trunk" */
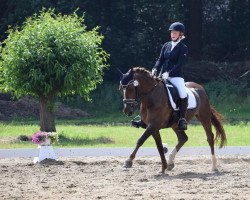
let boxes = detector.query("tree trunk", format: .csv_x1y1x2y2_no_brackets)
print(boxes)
184,0,203,60
39,93,56,132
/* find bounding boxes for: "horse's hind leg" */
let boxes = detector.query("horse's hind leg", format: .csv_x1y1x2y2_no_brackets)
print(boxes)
196,115,218,171
167,126,188,171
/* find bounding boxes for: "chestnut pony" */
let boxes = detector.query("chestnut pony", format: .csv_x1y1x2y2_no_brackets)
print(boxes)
119,67,226,173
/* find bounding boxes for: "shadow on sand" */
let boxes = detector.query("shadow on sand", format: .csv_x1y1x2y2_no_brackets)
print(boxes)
153,170,230,181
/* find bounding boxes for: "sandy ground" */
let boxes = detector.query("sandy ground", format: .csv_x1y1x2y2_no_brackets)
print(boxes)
0,155,249,200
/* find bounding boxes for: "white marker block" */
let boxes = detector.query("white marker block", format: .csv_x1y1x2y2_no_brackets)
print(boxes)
33,145,57,163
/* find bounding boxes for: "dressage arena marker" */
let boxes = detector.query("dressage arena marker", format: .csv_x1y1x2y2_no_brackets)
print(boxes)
0,146,249,159
33,146,57,163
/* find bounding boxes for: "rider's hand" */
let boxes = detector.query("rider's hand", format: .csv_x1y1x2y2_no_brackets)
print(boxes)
162,72,169,80
152,69,157,76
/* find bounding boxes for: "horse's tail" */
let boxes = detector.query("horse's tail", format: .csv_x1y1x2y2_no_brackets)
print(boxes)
210,106,227,148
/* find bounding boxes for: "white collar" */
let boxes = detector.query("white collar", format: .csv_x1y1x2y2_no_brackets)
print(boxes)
171,39,181,46
171,39,181,51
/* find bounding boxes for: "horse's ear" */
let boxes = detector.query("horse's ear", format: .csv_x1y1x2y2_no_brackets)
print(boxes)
128,68,134,76
116,68,124,79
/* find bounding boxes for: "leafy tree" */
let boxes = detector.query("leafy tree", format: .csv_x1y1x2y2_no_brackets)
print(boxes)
0,10,109,131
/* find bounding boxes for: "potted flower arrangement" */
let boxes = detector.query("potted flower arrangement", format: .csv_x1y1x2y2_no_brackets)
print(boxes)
32,131,58,146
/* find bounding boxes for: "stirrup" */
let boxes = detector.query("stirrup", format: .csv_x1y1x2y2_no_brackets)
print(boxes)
178,118,187,130
131,120,140,128
131,120,147,129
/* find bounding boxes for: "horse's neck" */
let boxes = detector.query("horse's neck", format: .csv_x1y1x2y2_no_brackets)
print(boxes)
139,78,168,106
137,76,156,94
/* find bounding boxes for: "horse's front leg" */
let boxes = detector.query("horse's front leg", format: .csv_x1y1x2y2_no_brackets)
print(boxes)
123,126,152,168
152,131,168,173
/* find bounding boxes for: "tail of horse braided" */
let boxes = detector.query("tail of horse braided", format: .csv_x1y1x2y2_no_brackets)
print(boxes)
210,106,227,148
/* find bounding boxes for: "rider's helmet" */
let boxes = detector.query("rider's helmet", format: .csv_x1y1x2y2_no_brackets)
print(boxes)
169,22,185,34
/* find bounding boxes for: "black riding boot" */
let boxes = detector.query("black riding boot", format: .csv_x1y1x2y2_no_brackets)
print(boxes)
131,120,147,129
178,97,188,130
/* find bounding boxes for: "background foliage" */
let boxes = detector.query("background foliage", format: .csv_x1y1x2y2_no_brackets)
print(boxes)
0,0,249,119
0,0,249,82
0,9,108,99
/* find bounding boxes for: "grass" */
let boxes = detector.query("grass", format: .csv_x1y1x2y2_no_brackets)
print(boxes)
204,81,250,120
1,79,250,149
209,96,250,120
0,119,249,149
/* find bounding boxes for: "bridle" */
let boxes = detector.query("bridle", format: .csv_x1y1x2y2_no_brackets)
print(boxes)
120,78,158,106
120,79,139,106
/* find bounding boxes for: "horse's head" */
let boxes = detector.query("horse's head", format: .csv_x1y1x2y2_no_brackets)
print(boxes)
119,67,159,116
119,68,140,116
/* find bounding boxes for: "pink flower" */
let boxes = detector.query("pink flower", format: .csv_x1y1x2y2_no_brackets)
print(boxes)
31,131,48,144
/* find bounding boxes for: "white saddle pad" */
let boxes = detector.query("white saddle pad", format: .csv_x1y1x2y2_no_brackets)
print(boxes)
166,85,197,111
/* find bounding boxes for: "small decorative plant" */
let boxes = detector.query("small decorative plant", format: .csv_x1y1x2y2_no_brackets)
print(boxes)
31,131,58,146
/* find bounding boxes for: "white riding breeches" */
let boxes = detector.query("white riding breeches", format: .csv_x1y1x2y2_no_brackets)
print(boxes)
168,77,187,98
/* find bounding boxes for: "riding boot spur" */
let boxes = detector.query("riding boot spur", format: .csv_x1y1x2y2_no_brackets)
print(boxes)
178,97,188,130
131,120,147,129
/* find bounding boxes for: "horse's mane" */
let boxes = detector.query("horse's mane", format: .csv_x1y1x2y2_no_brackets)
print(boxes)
132,67,162,82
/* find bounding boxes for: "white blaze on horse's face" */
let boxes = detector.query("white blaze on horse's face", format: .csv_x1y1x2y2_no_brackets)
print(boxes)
123,88,127,102
123,88,126,97
122,87,133,116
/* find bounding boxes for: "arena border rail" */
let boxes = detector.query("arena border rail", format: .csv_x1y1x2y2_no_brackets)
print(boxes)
0,146,250,159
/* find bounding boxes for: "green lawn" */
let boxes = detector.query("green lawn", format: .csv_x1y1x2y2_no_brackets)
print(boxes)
0,121,249,149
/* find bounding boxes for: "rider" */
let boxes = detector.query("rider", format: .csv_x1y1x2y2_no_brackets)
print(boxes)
132,22,188,130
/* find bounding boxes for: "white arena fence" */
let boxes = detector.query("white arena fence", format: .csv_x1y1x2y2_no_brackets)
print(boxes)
0,146,250,159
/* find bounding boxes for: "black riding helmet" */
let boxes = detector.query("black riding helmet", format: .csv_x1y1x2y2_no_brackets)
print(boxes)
169,22,185,33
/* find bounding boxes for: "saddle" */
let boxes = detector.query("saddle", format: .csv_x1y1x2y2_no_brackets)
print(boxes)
164,81,197,127
164,80,197,111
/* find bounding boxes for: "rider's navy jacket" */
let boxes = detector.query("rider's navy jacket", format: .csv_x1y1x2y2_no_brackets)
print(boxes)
153,41,188,78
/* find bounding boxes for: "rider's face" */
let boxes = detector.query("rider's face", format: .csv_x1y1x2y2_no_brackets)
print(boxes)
171,31,181,41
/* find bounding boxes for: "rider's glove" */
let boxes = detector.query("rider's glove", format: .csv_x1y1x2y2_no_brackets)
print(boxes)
151,68,157,76
162,72,169,80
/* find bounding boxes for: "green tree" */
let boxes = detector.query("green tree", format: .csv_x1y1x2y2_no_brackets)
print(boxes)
0,10,109,131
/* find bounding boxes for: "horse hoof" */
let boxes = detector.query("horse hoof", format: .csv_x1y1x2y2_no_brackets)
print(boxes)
167,163,175,171
123,159,133,168
212,167,219,172
163,147,168,154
